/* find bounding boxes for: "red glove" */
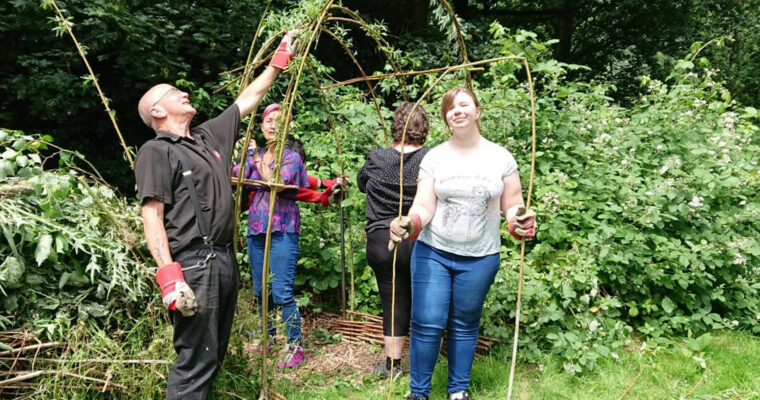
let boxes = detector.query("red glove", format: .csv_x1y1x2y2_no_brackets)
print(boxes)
388,214,422,251
318,177,350,206
307,175,320,189
156,262,198,317
318,185,332,207
507,206,536,241
327,177,349,205
269,30,301,70
320,177,336,189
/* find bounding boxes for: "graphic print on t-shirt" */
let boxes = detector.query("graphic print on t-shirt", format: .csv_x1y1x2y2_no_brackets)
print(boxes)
438,176,493,242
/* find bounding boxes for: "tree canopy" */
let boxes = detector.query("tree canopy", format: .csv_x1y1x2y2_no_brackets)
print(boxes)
1,1,758,191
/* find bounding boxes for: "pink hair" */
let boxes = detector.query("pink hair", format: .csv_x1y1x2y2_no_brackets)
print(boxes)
262,103,281,120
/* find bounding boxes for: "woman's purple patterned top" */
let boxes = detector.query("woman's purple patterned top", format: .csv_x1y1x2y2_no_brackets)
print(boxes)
233,148,309,235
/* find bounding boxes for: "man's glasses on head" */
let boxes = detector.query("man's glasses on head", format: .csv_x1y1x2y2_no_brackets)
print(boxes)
151,87,182,108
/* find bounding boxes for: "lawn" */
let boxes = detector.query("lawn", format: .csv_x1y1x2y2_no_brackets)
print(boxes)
205,287,760,400
11,288,759,400
266,330,760,400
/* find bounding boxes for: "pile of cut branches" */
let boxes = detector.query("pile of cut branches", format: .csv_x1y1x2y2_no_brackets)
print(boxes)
0,129,155,339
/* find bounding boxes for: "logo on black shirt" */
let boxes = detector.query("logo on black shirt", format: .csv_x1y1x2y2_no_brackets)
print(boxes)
212,149,222,161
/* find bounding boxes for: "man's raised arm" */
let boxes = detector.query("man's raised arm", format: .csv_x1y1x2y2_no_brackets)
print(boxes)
235,31,300,119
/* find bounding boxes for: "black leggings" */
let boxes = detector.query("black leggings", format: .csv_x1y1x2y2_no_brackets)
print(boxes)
366,228,413,336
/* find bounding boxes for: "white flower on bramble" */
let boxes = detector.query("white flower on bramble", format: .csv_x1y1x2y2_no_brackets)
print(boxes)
688,196,704,209
733,253,745,265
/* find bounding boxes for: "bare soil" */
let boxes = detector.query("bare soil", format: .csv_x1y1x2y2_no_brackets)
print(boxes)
241,312,409,382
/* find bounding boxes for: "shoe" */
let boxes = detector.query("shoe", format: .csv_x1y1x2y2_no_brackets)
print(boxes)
406,394,428,400
373,362,402,378
449,391,471,400
278,344,304,369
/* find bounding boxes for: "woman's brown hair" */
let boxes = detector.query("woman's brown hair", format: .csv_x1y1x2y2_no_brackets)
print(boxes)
390,102,429,145
440,87,481,127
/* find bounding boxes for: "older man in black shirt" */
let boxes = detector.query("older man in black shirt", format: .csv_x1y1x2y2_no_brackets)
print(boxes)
134,32,299,400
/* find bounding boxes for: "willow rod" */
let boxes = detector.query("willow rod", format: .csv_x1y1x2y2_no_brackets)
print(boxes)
46,0,133,168
319,27,389,146
505,57,538,400
322,56,527,90
231,17,280,256
305,61,357,315
239,0,272,91
324,8,408,100
439,0,473,90
256,2,335,397
387,65,458,400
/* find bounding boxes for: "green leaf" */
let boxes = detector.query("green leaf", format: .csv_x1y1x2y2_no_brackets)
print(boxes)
4,295,18,313
0,256,25,289
15,154,28,167
34,234,53,266
661,297,676,314
628,306,639,317
11,139,26,150
0,159,13,178
80,302,108,318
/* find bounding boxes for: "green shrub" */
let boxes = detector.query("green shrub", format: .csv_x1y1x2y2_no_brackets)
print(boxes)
0,129,154,338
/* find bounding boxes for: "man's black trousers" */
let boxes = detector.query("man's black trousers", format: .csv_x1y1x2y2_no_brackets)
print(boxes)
166,244,240,400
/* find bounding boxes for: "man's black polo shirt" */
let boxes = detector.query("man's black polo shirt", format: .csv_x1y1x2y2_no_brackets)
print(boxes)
134,105,240,254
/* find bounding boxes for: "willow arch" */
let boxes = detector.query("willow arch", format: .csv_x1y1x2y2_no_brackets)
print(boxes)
49,0,537,398
232,4,538,398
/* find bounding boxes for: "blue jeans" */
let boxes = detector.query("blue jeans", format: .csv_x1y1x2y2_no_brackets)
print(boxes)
409,241,500,396
248,233,301,344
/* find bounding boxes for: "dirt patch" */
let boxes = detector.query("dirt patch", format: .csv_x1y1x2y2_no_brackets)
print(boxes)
242,312,408,381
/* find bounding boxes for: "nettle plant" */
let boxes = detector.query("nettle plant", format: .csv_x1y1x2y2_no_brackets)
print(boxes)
0,129,153,338
474,29,760,372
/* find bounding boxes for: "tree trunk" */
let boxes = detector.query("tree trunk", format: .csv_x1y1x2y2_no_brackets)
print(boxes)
557,9,574,62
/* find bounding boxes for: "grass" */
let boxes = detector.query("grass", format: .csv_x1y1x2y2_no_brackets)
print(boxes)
269,329,760,400
15,287,760,400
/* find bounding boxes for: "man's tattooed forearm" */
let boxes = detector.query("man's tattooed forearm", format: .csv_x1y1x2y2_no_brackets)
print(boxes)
150,233,171,266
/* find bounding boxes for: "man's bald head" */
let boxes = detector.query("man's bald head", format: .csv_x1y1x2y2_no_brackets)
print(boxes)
137,84,173,129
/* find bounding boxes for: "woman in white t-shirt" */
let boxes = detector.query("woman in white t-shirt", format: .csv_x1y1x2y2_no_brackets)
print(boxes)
389,87,536,400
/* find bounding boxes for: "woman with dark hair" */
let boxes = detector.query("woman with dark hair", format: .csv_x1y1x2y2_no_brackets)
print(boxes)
358,102,431,378
389,88,536,400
